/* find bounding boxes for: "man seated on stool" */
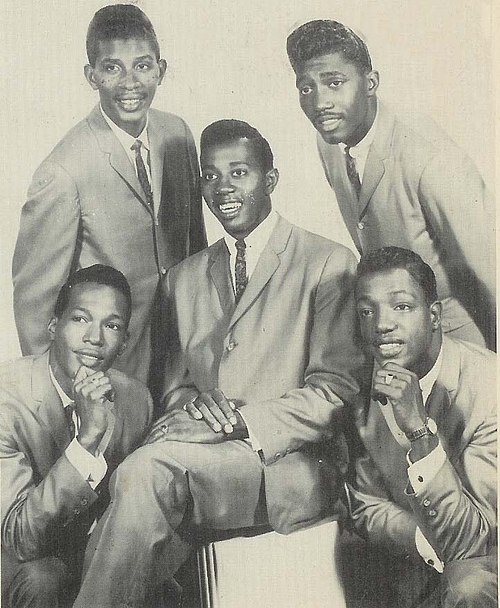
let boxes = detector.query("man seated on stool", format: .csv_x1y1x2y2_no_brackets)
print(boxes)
1,265,153,608
343,246,496,608
73,119,365,608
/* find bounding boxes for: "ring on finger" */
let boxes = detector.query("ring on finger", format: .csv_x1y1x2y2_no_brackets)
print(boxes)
160,424,168,435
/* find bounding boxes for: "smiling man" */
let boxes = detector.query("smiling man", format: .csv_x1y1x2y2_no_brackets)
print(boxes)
343,247,497,608
13,4,206,396
1,264,152,608
73,119,365,608
286,20,495,350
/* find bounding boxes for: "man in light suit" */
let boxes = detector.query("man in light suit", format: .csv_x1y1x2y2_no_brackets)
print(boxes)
12,5,206,392
286,20,495,350
342,247,496,608
1,265,153,608
73,120,365,607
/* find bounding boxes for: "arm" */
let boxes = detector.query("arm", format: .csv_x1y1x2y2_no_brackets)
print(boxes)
237,248,365,463
13,160,80,355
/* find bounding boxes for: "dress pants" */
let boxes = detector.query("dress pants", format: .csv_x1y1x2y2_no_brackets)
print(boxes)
74,440,265,608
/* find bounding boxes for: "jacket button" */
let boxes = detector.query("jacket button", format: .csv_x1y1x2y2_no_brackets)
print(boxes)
160,266,167,275
423,499,431,507
227,341,236,352
275,452,281,459
82,498,88,506
357,222,365,230
428,509,437,517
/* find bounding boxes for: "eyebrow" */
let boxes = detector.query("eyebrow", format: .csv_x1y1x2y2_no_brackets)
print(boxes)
100,54,155,63
70,306,124,320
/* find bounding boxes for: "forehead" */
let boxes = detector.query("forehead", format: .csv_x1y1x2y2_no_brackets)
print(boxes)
94,38,158,62
295,51,363,79
356,268,425,302
64,282,128,317
201,138,262,169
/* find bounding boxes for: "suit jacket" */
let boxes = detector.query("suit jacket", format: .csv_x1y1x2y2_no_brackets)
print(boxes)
317,103,495,348
0,351,152,591
349,337,497,563
162,215,365,533
12,105,207,383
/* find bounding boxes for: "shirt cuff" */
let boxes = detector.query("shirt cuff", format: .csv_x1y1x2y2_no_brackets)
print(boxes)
415,526,444,573
407,440,446,492
65,437,107,490
236,408,262,453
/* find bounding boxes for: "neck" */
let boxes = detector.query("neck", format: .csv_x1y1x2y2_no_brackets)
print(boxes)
345,99,377,147
48,351,73,397
414,332,443,379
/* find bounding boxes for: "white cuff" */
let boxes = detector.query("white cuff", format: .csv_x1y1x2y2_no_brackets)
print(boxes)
415,526,444,573
65,437,107,490
237,408,262,453
407,441,446,492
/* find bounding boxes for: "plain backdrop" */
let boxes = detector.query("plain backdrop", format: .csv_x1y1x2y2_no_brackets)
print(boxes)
0,0,495,362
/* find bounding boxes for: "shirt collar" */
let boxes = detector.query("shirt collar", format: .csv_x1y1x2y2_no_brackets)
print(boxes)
419,344,443,404
48,365,73,408
224,210,278,255
339,101,378,158
100,105,150,152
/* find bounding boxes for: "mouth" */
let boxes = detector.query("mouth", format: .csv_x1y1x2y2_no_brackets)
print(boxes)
315,113,343,131
74,351,104,368
115,96,145,112
372,340,404,359
217,201,243,218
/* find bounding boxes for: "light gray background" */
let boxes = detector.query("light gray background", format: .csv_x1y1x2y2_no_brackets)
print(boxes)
0,0,495,362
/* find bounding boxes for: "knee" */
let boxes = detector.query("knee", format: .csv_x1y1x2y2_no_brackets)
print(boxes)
8,558,71,608
441,558,498,608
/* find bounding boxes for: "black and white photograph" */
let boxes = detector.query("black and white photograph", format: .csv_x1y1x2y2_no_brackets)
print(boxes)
0,1,496,607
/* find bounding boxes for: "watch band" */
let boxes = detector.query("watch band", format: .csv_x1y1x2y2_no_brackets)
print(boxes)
405,418,437,442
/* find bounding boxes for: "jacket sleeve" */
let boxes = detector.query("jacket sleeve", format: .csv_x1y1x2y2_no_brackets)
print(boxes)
418,150,495,346
407,412,497,562
239,247,366,463
12,160,80,355
0,411,97,562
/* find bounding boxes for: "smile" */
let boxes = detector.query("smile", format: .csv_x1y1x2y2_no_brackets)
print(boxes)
75,351,104,367
374,342,404,358
315,113,342,130
116,97,144,112
218,201,242,216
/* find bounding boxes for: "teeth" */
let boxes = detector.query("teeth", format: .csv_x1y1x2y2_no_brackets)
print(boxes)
377,343,402,356
118,99,141,110
220,202,241,213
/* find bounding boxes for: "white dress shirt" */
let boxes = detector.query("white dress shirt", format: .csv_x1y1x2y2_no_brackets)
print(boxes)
339,102,378,182
49,367,107,490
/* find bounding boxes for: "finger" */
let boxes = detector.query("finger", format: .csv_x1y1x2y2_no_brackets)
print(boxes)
184,400,203,420
88,382,115,404
74,371,107,394
212,389,238,426
381,362,415,381
194,400,223,432
197,393,234,432
73,365,93,388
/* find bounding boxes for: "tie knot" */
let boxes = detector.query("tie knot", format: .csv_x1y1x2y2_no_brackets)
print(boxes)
131,139,142,153
235,239,246,252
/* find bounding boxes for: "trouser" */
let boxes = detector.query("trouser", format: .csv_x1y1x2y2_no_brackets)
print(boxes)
74,440,266,608
339,532,498,608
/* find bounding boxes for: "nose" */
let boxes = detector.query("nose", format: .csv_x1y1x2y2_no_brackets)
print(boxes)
374,309,397,334
215,175,235,195
315,84,335,111
120,68,139,89
84,322,104,346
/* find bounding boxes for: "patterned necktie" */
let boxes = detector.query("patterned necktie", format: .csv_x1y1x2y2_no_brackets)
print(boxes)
344,146,362,199
235,240,248,303
131,140,153,208
65,402,76,441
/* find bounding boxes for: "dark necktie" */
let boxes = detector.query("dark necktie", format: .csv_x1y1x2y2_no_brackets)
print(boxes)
344,146,362,199
131,140,153,208
235,240,248,303
65,402,76,441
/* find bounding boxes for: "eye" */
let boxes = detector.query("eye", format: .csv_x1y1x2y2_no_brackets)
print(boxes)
136,62,151,71
394,303,412,311
71,315,88,323
328,79,344,88
103,64,120,73
232,168,247,177
357,308,373,318
202,173,218,181
299,85,313,96
106,322,123,332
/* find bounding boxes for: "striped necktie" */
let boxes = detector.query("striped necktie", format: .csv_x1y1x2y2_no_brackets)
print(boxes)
131,139,153,209
344,146,361,199
235,240,248,303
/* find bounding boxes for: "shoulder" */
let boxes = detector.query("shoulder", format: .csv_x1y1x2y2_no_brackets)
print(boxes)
167,241,223,279
149,108,194,139
0,356,37,418
108,369,152,423
286,220,357,267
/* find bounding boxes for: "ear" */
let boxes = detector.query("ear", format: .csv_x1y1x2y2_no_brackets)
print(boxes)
47,317,58,342
157,59,167,86
265,168,279,195
117,331,130,357
365,70,379,97
429,301,442,330
84,64,99,91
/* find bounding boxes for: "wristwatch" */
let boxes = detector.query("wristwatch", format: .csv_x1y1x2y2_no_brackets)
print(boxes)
405,417,437,442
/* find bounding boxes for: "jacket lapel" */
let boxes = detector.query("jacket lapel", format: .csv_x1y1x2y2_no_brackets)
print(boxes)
31,352,70,453
87,106,152,216
228,216,290,331
208,240,235,317
147,110,165,214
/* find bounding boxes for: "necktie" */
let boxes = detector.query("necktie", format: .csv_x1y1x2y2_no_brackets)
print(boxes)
65,402,76,441
131,140,153,209
235,240,248,303
344,146,362,199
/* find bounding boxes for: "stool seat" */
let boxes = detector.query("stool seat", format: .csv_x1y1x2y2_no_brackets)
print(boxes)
197,519,346,608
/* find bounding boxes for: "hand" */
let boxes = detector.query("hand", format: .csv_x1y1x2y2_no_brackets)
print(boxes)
372,362,426,436
143,409,229,445
73,365,114,454
185,389,239,434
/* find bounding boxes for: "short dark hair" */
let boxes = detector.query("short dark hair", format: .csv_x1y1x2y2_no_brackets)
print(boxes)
287,20,372,74
356,247,438,305
200,119,274,172
54,265,132,324
86,4,160,66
